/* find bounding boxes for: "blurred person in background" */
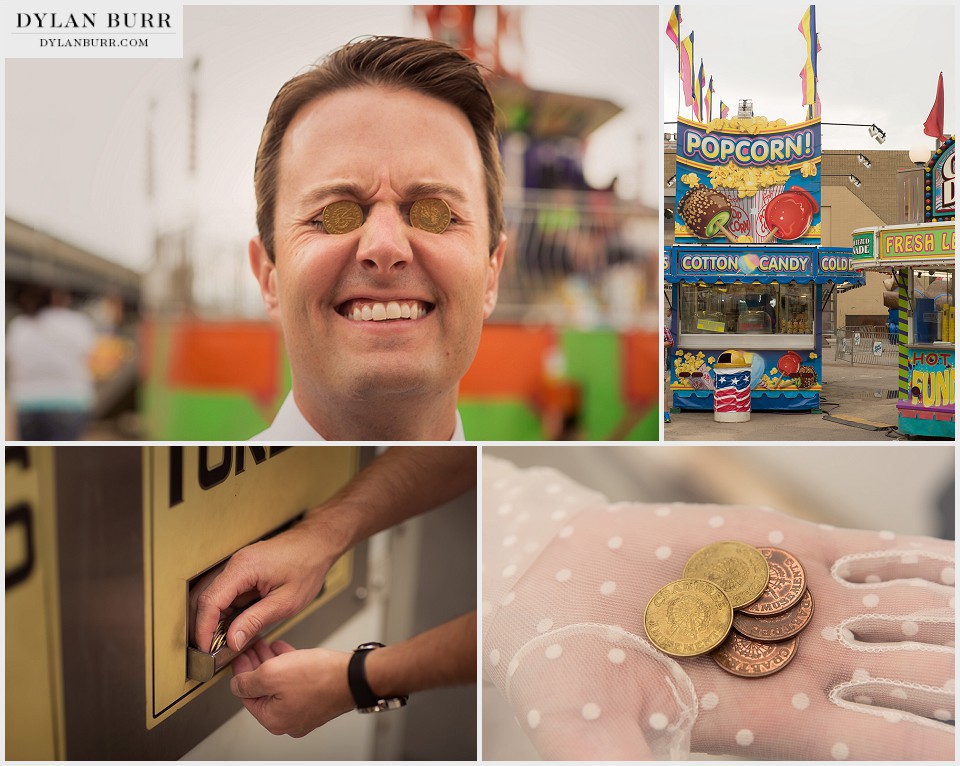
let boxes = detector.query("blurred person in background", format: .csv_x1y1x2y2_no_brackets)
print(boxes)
6,285,97,440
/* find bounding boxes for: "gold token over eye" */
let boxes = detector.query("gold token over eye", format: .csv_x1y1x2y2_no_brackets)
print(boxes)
321,200,364,234
409,198,451,234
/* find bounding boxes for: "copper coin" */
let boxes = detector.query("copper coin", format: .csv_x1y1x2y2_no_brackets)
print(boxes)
409,198,451,233
322,200,364,234
733,589,814,642
738,547,806,616
712,632,799,677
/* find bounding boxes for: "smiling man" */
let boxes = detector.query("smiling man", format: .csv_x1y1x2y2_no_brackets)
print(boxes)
250,36,507,440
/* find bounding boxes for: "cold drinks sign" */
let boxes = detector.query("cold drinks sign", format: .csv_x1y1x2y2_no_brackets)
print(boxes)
675,116,822,245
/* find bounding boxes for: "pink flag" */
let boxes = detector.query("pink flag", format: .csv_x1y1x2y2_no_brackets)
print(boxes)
924,72,947,141
680,32,695,107
798,6,817,108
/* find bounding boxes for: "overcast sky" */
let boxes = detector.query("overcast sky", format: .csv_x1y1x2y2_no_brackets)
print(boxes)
662,2,955,152
5,4,658,273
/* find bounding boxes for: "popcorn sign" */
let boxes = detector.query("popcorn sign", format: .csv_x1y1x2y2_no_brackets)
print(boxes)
675,116,822,244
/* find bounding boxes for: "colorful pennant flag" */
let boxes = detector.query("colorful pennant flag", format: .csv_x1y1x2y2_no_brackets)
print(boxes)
693,60,705,121
680,32,695,107
798,7,818,115
666,5,681,49
720,100,730,120
706,76,715,121
924,72,948,141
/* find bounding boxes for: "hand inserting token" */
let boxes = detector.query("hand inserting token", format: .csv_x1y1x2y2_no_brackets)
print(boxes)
320,198,452,235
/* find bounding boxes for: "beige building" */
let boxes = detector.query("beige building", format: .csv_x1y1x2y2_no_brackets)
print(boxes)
665,145,915,329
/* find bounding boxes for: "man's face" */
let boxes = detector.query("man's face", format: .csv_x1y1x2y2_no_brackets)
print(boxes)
251,85,505,415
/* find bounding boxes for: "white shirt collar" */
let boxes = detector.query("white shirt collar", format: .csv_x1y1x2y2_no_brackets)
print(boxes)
252,391,466,442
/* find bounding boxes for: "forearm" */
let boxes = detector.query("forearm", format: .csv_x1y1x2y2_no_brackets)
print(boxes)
364,611,476,698
300,447,476,560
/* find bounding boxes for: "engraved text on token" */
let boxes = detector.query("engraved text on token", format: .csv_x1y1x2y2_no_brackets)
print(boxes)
739,547,806,616
712,632,799,677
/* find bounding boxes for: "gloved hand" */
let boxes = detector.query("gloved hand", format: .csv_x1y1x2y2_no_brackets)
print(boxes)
483,457,955,760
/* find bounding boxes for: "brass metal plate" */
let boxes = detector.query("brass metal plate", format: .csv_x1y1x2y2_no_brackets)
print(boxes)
143,446,358,727
5,447,66,760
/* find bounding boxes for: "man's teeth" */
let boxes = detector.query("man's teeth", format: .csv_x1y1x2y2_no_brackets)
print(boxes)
349,301,426,321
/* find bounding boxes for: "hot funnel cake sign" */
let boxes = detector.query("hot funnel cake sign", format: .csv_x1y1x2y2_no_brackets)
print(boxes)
675,116,822,245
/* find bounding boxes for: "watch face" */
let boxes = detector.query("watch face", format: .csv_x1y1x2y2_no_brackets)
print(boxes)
358,697,408,714
356,642,385,651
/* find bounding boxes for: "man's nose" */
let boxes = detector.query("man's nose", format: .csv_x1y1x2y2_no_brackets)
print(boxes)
355,204,414,272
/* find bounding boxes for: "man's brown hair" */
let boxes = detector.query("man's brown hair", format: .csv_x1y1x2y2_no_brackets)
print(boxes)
254,35,504,260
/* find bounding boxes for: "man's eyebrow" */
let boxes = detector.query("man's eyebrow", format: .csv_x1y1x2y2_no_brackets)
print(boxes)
294,182,366,211
294,181,471,211
402,182,470,207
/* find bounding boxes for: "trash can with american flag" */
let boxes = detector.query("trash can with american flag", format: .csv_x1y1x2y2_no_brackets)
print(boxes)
713,351,752,422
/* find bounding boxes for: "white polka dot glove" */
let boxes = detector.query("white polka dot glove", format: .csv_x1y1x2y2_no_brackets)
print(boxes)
482,456,955,760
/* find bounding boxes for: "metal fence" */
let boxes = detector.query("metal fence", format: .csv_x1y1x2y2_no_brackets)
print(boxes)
834,325,899,366
493,188,659,326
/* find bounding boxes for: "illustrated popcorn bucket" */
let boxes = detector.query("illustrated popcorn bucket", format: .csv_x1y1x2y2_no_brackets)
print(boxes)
713,351,751,422
715,185,784,243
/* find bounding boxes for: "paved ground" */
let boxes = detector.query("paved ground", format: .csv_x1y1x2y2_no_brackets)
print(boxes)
663,353,920,442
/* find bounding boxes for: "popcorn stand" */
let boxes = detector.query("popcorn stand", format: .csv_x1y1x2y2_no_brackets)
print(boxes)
851,138,955,438
666,115,862,412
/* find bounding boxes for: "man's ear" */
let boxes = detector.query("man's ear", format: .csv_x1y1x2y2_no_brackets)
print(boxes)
249,236,280,320
482,232,508,320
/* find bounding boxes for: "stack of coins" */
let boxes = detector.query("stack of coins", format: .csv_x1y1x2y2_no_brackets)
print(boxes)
644,541,814,678
210,616,232,653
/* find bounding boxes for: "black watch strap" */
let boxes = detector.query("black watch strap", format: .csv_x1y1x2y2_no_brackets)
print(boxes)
348,642,408,713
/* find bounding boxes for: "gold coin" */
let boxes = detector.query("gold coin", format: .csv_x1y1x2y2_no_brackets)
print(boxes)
409,198,451,233
322,200,364,234
644,578,733,657
683,541,769,609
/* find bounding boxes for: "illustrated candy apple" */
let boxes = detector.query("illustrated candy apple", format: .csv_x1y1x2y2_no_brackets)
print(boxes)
777,351,802,376
705,210,730,237
764,188,819,240
678,187,733,239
